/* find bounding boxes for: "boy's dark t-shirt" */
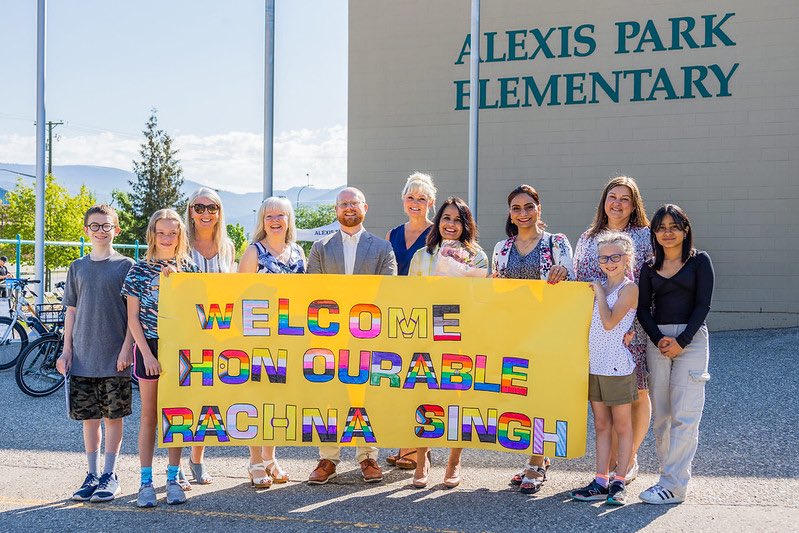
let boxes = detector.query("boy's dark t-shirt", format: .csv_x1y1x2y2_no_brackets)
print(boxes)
121,258,199,339
63,252,134,377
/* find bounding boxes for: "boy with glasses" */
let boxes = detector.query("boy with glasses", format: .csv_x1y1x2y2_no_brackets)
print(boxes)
56,204,135,502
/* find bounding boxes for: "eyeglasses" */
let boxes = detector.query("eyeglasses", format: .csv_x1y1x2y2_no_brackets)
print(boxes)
193,203,220,214
336,201,362,209
598,253,625,264
86,223,116,232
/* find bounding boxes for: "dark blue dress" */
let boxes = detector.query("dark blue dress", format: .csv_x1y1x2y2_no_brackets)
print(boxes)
388,224,431,276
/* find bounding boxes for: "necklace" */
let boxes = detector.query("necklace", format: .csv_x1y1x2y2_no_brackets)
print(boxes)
265,241,290,263
514,233,542,256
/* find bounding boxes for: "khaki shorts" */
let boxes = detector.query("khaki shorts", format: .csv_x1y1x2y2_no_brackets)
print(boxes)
588,373,638,406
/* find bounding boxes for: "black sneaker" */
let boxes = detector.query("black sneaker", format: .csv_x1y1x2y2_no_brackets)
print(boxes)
606,480,627,506
569,479,609,501
71,472,99,501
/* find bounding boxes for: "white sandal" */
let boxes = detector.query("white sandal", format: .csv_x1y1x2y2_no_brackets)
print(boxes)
264,459,289,483
247,462,272,489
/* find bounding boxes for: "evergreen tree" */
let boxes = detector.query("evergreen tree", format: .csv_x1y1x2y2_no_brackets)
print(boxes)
129,108,186,238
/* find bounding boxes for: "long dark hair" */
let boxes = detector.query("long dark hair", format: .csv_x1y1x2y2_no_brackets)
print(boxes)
426,196,478,254
650,204,695,270
587,176,649,237
505,184,544,237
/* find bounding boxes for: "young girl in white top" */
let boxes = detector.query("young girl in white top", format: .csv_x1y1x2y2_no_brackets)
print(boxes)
569,232,639,506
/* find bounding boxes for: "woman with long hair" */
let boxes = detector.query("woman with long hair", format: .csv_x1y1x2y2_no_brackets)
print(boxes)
573,176,653,485
181,187,235,486
409,197,488,489
492,184,573,494
637,204,714,505
238,196,306,488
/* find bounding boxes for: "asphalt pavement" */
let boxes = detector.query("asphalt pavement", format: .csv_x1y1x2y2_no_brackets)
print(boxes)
1,327,797,532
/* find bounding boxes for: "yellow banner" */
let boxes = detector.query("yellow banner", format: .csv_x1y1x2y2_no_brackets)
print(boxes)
157,274,592,458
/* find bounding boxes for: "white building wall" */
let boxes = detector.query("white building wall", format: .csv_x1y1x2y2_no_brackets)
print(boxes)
348,0,799,330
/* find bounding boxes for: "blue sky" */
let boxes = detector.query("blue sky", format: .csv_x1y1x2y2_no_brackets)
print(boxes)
0,0,347,191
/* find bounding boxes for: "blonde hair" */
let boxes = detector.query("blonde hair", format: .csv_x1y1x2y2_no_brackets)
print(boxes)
185,187,234,267
402,172,437,213
251,196,297,244
596,231,636,274
587,176,650,237
145,208,191,266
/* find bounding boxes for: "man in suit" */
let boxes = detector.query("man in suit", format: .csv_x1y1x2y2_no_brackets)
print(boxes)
306,187,397,484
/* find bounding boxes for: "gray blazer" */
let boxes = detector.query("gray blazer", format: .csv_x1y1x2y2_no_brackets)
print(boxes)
307,230,397,275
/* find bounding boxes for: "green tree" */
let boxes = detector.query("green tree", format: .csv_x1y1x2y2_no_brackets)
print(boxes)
129,108,186,239
226,223,247,259
1,175,96,270
295,204,336,254
110,189,142,257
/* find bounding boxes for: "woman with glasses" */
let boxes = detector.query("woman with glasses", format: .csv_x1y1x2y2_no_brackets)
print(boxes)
238,196,306,488
573,176,653,486
637,204,714,505
491,184,573,495
180,187,236,487
383,172,437,472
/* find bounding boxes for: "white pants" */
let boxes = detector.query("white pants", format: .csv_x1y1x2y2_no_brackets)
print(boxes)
319,446,378,465
646,324,710,496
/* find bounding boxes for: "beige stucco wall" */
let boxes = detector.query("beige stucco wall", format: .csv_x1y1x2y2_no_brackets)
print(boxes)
348,0,799,330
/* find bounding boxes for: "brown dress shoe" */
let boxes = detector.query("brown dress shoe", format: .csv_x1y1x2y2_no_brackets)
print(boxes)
360,458,384,483
308,459,337,485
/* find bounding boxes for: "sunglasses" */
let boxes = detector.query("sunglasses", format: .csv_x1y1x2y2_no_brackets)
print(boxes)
192,203,220,214
598,253,625,264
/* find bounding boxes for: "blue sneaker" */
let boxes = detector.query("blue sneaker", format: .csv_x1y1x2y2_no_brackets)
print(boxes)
136,482,157,508
71,473,99,501
165,480,187,505
569,479,609,501
90,472,121,502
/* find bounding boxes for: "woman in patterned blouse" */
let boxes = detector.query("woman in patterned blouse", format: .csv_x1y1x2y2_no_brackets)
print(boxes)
573,176,653,485
491,184,573,495
238,196,306,488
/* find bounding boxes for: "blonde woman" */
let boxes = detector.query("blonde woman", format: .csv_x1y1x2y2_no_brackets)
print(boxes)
179,187,235,486
238,196,306,488
383,172,436,471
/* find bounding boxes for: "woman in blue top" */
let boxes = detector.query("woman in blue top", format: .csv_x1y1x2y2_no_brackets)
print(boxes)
238,196,305,489
383,172,436,471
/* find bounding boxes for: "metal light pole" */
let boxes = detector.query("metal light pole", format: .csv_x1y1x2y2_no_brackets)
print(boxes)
263,0,275,200
34,0,46,304
296,184,313,208
467,0,480,222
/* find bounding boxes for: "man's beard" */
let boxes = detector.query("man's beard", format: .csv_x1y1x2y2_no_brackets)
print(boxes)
338,213,364,228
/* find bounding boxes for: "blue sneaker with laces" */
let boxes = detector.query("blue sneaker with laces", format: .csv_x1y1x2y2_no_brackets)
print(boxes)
71,473,99,501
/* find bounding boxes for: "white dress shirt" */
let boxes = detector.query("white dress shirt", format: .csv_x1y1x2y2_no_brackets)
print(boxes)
340,227,364,275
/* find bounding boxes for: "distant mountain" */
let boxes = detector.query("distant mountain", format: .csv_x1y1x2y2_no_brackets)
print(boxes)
0,163,344,231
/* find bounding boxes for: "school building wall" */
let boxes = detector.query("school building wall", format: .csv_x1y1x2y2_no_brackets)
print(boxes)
347,0,799,330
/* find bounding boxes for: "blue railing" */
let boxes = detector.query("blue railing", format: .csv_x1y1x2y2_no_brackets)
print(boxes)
0,235,145,278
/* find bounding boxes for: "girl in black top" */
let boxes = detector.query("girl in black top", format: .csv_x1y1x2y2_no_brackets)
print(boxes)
637,204,714,505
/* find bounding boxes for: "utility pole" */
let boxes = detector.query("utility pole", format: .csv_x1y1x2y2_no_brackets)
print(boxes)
46,120,63,175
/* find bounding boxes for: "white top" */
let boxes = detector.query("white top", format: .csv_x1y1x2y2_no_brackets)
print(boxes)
588,279,637,376
190,249,230,273
340,227,364,275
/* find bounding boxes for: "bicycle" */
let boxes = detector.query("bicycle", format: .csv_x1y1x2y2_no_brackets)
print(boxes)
15,302,67,397
0,278,49,370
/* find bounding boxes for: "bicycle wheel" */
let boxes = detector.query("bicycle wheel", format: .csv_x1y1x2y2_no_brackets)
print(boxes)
0,317,28,370
15,336,65,397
